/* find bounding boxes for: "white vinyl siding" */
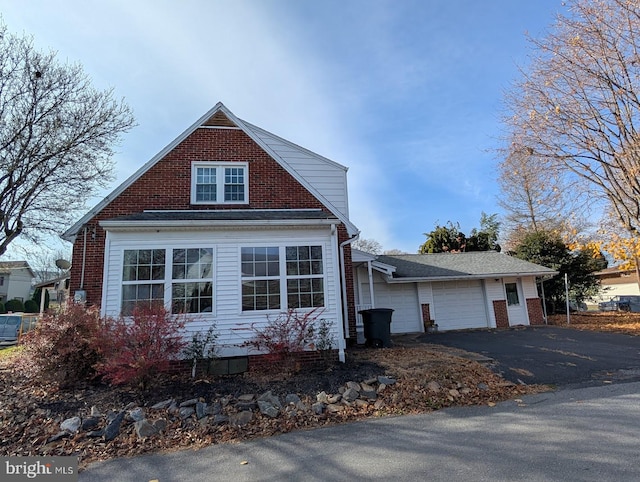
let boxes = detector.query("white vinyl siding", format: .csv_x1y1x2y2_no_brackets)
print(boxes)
101,226,340,357
247,125,349,217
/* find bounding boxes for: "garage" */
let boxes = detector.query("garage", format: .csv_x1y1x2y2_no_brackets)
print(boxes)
431,280,488,330
353,250,556,337
373,280,422,334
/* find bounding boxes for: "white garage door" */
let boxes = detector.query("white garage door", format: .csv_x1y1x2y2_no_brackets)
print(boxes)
432,280,488,331
373,282,422,334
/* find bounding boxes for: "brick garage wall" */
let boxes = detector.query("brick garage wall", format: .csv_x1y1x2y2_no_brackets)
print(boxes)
421,303,431,330
69,127,356,332
526,298,545,325
493,300,509,328
340,237,356,341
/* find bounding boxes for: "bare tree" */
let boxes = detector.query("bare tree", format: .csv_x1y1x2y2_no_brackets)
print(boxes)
0,21,135,255
351,238,383,255
502,0,640,238
498,140,567,233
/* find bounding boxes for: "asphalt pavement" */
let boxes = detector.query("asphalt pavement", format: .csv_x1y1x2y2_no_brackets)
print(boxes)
421,325,640,388
79,381,640,482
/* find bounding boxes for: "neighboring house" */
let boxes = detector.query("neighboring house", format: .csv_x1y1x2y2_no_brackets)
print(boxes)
352,250,557,339
0,261,35,305
593,266,640,303
34,274,71,306
62,103,359,362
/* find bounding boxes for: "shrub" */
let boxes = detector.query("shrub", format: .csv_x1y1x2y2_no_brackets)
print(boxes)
182,324,218,378
95,304,187,390
244,308,330,372
0,302,5,314
5,299,24,313
18,302,103,386
32,288,49,311
24,299,39,313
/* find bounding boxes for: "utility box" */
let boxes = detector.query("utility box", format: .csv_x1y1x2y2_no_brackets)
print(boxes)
359,308,393,348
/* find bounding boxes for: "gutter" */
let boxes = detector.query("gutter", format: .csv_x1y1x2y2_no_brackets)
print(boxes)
380,271,558,283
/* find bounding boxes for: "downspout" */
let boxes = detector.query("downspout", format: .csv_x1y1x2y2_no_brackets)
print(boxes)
339,231,359,361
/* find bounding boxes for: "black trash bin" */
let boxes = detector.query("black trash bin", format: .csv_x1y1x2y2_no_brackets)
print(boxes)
359,308,393,348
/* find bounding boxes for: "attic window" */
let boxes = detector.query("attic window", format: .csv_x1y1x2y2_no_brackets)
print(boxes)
191,162,248,205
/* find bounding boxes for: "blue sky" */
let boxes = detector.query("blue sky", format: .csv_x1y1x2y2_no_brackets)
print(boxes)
0,0,564,255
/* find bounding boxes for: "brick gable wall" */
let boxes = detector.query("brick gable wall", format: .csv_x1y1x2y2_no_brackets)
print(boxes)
69,127,356,336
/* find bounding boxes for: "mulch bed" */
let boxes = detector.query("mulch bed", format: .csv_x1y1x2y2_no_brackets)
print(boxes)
0,343,546,469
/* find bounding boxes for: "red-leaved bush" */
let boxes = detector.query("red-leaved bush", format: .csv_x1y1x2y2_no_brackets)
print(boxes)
244,308,327,371
18,302,104,387
94,304,187,390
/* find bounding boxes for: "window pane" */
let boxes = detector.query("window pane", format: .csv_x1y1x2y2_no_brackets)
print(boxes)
138,250,151,264
124,250,138,265
138,266,150,280
505,283,519,306
122,266,136,281
152,265,164,280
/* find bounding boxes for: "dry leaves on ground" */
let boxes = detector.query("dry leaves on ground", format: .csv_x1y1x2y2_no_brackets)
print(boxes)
548,311,640,336
0,342,547,469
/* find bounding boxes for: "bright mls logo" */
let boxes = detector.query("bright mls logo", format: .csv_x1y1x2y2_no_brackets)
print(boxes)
1,457,77,481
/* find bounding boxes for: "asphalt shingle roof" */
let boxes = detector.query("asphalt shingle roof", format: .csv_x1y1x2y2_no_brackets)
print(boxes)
102,209,338,223
376,251,557,280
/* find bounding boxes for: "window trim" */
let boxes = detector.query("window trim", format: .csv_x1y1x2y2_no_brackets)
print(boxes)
239,244,326,313
191,161,249,205
120,246,215,316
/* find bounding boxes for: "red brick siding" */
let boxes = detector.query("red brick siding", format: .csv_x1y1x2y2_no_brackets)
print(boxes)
421,303,431,330
526,298,545,325
248,349,339,372
493,300,509,328
69,127,356,330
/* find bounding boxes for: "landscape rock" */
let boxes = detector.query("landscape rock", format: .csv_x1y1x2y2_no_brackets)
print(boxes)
179,398,199,407
257,400,279,418
151,399,175,410
258,391,282,409
316,392,328,404
128,407,145,422
60,416,81,433
378,376,396,385
346,381,361,391
135,420,158,438
153,419,167,432
104,411,125,442
81,417,100,431
212,414,229,425
179,407,195,420
230,411,253,427
342,388,359,402
196,402,208,420
312,402,325,415
326,404,345,413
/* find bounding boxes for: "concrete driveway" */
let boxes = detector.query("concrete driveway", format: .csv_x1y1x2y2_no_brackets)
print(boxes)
419,325,640,388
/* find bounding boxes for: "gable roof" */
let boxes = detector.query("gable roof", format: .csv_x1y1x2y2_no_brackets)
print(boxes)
62,102,358,241
374,251,557,282
0,261,35,278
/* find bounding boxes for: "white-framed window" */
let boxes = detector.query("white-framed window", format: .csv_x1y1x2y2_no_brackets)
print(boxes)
122,247,214,315
241,245,325,312
505,282,520,306
191,162,248,204
122,249,166,315
171,248,214,314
